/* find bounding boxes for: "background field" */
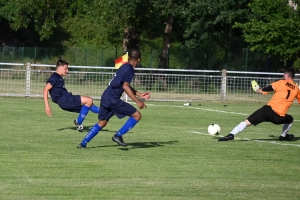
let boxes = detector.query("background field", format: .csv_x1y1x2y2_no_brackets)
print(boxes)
1,97,300,200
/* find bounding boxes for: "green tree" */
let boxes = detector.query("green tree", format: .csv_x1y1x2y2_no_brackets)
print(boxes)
183,0,250,49
234,0,300,65
181,0,250,69
6,0,70,40
61,0,109,47
99,0,188,68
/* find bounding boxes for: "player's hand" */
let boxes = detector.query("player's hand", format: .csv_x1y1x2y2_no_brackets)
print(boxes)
251,80,260,92
140,92,151,100
45,107,52,117
137,100,146,109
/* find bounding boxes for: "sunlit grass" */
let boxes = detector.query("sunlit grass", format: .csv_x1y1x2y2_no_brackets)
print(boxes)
1,97,300,200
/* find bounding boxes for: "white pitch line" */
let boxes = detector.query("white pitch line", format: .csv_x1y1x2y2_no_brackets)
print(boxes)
148,104,300,122
188,131,300,147
148,104,248,115
188,107,248,116
253,140,300,147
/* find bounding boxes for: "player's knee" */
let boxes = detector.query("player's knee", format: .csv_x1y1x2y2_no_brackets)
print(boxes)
135,115,142,121
98,120,107,128
137,114,142,121
245,119,252,126
86,98,93,106
132,111,142,121
82,96,93,107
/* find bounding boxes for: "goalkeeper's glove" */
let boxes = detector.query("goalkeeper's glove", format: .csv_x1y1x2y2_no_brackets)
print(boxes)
251,80,260,92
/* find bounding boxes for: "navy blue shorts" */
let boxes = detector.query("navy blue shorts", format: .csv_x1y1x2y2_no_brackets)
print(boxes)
98,101,137,121
248,105,293,126
57,94,82,113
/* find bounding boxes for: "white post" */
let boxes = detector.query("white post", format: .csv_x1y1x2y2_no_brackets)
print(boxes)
25,63,31,97
221,69,227,101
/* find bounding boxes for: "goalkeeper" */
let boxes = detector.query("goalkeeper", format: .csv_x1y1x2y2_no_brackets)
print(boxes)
219,68,300,141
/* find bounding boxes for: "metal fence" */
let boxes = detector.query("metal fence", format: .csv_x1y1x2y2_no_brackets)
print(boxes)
1,46,279,71
0,62,298,103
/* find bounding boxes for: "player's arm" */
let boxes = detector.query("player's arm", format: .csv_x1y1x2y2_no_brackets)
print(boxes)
123,82,146,109
256,85,273,95
129,86,151,99
43,83,53,116
296,90,300,104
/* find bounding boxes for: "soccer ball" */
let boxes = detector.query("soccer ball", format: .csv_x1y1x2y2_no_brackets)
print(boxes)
207,124,221,136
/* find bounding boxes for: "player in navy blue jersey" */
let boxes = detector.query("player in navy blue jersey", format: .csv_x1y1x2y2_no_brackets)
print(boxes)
43,60,100,132
77,49,150,148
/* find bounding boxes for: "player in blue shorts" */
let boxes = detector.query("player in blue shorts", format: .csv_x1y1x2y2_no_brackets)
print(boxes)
43,59,100,132
77,49,150,148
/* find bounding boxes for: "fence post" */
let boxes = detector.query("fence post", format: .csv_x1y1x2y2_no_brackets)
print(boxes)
221,69,227,101
25,63,31,97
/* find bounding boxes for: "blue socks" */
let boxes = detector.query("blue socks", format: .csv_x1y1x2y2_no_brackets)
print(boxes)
77,105,90,124
77,105,100,125
81,123,102,146
115,117,138,137
90,105,100,113
80,117,138,147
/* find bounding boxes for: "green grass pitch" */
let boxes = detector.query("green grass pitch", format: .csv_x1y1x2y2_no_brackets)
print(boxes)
1,97,300,200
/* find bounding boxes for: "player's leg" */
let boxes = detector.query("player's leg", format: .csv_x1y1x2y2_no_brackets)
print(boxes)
115,111,141,137
278,115,294,141
57,95,84,132
218,120,251,141
230,120,251,135
76,95,99,126
90,104,100,113
219,106,266,142
112,103,140,147
77,106,113,148
81,95,100,113
80,95,93,107
77,120,108,148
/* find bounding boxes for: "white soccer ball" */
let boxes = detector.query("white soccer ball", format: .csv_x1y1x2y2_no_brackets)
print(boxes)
207,124,221,136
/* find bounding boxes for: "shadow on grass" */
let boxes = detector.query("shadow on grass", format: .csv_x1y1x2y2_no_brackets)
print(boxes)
215,134,300,142
57,126,112,133
128,140,179,149
252,136,300,142
87,140,179,150
212,137,250,142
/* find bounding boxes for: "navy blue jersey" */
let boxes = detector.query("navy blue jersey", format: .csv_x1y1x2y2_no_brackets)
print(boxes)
47,72,69,103
101,63,135,107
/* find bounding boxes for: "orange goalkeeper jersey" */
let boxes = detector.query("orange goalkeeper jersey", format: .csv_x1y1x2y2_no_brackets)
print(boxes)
267,80,300,116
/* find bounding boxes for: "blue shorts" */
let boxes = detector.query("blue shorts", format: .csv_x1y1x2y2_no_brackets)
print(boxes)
98,101,136,121
57,94,82,113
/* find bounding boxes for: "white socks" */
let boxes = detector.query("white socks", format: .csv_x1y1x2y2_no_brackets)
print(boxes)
229,122,292,137
230,122,247,135
281,123,292,137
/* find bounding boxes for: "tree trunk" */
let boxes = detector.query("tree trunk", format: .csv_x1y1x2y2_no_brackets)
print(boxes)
158,14,173,69
123,27,140,53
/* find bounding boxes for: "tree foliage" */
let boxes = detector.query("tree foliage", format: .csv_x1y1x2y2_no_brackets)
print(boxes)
183,0,250,49
234,0,300,62
5,0,70,40
1,0,300,69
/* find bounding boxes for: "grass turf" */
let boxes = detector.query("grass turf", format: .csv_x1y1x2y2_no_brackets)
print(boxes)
1,97,300,200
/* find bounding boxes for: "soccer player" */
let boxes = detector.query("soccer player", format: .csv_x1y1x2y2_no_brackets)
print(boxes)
219,68,300,142
77,49,150,148
43,59,100,132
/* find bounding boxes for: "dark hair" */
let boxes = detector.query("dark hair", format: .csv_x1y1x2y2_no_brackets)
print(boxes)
284,68,295,79
56,60,69,68
128,49,141,61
